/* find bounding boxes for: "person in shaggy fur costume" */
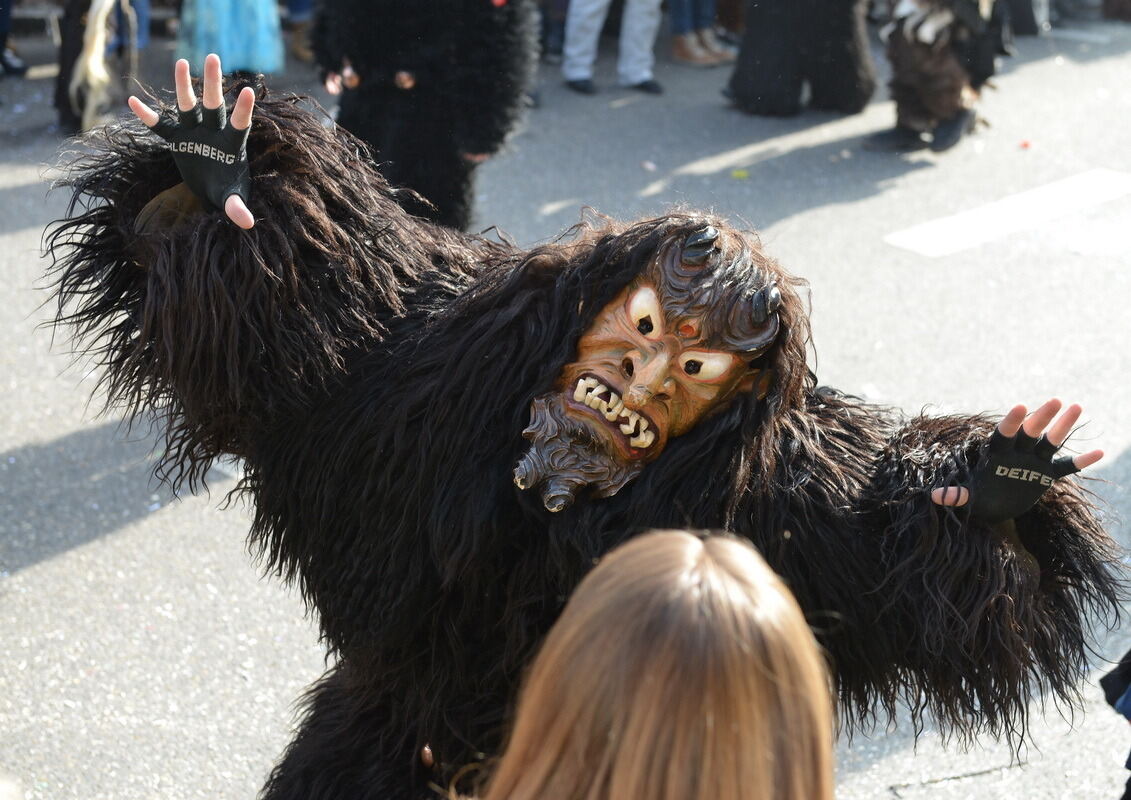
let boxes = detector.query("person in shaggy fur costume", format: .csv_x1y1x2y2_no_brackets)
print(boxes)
725,0,877,117
46,57,1122,800
309,0,537,230
868,0,1013,152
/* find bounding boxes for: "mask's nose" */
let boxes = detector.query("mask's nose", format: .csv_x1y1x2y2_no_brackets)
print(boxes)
622,348,674,409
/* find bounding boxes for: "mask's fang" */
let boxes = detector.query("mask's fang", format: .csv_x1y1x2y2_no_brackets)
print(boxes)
752,283,782,324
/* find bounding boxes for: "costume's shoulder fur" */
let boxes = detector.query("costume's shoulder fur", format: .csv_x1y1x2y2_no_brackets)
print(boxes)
245,211,810,638
45,79,506,488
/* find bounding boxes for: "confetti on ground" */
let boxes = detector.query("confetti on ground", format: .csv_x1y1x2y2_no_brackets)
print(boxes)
731,168,749,179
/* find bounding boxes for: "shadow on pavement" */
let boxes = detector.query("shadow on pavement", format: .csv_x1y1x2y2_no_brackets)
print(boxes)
0,419,232,576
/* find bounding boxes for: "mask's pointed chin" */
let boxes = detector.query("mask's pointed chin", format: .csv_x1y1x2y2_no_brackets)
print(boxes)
515,394,645,510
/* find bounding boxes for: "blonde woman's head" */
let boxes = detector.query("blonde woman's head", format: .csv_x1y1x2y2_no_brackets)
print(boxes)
481,529,834,800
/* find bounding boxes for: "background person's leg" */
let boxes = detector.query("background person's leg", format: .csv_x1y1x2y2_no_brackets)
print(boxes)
287,0,315,62
616,0,662,86
0,0,28,77
670,0,718,66
563,0,613,82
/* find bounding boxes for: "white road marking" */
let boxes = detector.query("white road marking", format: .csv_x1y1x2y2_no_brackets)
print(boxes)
883,168,1131,257
1049,28,1113,44
539,198,582,216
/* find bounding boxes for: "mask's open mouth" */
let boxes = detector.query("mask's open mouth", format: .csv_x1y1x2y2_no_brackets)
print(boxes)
568,375,656,452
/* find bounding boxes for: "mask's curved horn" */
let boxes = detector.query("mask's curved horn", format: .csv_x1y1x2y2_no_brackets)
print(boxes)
681,225,719,266
752,284,782,325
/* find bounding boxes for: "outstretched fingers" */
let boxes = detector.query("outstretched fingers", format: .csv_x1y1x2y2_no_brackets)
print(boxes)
1046,402,1083,447
996,404,1027,438
225,195,255,230
136,53,253,229
1073,449,1104,471
127,95,160,127
1021,398,1063,438
225,83,255,229
174,59,197,112
203,53,224,110
931,486,970,507
229,86,255,131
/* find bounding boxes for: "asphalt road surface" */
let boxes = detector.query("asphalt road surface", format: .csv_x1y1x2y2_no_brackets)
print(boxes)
2,16,1130,800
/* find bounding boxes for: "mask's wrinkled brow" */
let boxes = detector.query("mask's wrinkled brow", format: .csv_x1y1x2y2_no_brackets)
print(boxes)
645,235,780,360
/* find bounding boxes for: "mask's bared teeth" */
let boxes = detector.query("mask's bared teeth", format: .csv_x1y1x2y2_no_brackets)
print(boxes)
630,429,655,449
636,415,649,433
586,383,608,410
619,410,639,436
573,376,599,403
603,392,624,421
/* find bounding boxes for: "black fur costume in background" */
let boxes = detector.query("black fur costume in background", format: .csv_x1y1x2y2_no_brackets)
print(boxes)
883,0,1013,134
47,83,1123,800
725,0,876,117
310,0,537,231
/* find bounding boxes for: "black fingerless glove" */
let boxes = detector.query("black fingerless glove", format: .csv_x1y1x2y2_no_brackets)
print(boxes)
968,429,1079,525
152,102,250,212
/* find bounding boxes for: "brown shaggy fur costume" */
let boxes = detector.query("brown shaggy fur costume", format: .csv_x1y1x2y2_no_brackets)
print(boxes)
46,82,1123,800
883,0,1012,133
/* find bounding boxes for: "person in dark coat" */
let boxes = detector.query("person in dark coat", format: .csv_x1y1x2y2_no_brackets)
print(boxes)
46,55,1123,800
725,0,876,117
311,0,538,230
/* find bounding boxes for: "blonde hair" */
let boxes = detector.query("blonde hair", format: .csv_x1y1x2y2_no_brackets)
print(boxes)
479,530,834,800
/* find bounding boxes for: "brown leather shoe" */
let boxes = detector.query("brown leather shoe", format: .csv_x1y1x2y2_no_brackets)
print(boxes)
288,21,315,64
672,33,720,67
696,28,736,63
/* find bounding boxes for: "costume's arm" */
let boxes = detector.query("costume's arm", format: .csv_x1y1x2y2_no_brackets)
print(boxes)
45,58,433,488
449,0,538,156
858,399,1121,741
754,390,1122,742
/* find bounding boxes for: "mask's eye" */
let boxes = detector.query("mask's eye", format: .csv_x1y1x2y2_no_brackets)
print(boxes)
626,287,663,339
679,351,735,382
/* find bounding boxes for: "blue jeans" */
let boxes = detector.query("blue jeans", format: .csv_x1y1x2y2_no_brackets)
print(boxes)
0,0,12,42
668,0,716,36
288,0,314,24
111,0,151,51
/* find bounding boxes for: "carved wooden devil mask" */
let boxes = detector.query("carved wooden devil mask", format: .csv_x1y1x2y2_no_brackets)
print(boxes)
515,225,782,512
